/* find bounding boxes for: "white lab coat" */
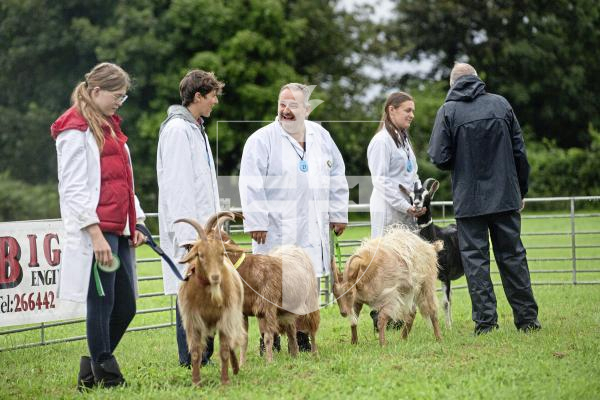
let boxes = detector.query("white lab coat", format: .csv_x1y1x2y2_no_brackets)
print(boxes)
55,129,145,303
239,119,348,277
157,115,220,295
368,128,420,238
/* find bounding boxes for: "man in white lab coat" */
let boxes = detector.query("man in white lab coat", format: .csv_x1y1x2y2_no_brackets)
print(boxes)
239,83,349,351
156,70,223,367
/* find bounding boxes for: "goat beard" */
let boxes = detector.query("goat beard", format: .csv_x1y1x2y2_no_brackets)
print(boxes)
209,283,223,306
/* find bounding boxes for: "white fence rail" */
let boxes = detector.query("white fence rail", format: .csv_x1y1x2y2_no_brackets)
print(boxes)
1,196,599,351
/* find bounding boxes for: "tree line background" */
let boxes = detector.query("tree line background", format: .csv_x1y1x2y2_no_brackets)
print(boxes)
1,0,599,221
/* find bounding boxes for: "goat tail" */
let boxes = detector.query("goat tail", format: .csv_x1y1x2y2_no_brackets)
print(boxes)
433,240,444,253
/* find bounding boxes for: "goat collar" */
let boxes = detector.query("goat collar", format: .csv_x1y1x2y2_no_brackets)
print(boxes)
232,252,246,269
418,219,433,229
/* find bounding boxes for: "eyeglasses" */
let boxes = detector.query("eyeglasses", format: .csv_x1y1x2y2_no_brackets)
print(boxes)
113,94,128,105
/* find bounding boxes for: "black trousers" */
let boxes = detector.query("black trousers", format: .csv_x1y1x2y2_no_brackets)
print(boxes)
86,234,136,363
456,210,538,329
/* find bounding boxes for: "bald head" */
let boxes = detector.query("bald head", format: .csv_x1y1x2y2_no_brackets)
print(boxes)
450,63,478,87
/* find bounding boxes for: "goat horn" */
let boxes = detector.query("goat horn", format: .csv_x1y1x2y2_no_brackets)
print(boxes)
175,218,208,241
423,178,436,191
204,211,238,232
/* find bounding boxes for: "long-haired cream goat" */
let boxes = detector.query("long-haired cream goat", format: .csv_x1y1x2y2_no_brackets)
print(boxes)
176,218,246,386
332,226,443,345
204,212,320,364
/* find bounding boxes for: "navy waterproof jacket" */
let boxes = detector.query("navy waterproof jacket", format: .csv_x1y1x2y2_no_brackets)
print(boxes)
427,75,530,218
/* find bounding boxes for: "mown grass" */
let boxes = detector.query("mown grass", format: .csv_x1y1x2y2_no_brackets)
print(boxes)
1,211,599,399
1,285,599,399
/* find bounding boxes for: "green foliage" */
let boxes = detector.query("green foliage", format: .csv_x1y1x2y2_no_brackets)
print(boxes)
1,0,598,221
387,0,600,148
528,125,600,197
0,173,59,222
0,0,379,218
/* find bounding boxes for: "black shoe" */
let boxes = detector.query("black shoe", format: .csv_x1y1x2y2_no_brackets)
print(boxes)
179,361,191,369
370,310,404,332
388,319,404,330
259,333,281,356
273,333,281,352
518,319,542,333
91,356,126,388
296,331,311,352
77,356,95,391
201,359,214,367
474,323,499,336
370,310,379,333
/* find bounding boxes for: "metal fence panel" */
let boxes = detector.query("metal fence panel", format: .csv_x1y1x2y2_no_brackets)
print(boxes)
2,196,598,351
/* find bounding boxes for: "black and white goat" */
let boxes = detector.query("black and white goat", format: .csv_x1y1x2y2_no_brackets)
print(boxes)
401,178,464,328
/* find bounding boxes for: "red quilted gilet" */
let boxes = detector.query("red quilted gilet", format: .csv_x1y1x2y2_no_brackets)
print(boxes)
51,106,136,235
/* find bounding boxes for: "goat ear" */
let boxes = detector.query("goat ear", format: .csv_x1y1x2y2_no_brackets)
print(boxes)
399,184,411,197
179,249,196,265
332,260,342,284
184,265,195,278
429,180,440,199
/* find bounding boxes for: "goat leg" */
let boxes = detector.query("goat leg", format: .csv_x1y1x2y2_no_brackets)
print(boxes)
230,349,240,375
349,302,362,345
263,331,275,363
442,280,452,329
190,346,202,387
350,324,358,345
219,333,231,385
377,313,389,346
283,322,299,357
239,315,249,367
431,314,443,342
310,331,318,354
401,309,417,340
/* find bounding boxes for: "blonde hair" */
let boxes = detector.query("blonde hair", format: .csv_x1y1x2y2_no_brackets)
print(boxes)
70,62,130,150
377,91,413,148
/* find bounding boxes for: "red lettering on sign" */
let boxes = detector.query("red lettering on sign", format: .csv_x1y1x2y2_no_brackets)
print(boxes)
0,237,23,289
44,233,60,267
27,234,39,268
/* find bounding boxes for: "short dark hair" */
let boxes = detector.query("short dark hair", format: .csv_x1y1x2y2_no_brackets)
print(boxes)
179,70,224,106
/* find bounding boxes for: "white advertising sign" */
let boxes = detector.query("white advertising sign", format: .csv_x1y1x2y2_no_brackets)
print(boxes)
0,219,85,327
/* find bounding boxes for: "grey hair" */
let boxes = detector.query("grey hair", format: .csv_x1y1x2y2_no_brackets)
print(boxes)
279,83,311,106
450,63,478,86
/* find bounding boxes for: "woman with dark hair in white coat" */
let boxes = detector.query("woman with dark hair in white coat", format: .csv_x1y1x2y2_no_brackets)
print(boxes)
368,92,426,238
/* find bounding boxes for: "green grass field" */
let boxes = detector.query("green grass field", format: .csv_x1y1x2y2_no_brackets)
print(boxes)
1,212,599,399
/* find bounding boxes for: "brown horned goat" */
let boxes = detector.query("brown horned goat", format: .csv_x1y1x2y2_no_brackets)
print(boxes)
204,212,320,364
332,226,443,345
176,218,246,386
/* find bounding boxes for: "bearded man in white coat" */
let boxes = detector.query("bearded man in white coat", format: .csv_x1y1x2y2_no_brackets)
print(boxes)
157,70,223,368
239,83,349,351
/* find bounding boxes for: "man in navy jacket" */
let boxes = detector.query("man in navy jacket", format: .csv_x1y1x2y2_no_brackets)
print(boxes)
428,63,541,335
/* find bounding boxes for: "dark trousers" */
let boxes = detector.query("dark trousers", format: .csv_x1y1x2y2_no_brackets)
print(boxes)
86,234,136,363
175,300,214,366
456,210,539,329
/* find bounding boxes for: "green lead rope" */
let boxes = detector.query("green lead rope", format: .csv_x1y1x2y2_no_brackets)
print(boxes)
333,232,343,271
94,261,105,297
93,254,120,297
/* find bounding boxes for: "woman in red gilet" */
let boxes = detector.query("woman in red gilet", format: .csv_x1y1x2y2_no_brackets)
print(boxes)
50,62,146,390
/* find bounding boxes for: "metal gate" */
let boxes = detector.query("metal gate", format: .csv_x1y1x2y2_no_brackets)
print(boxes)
2,196,598,351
